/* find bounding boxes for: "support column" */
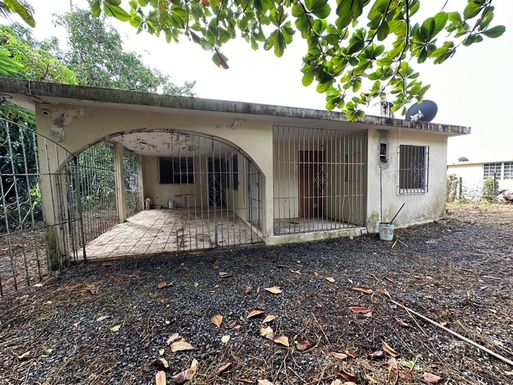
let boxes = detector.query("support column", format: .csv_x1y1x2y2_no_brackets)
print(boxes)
137,154,145,211
114,143,127,222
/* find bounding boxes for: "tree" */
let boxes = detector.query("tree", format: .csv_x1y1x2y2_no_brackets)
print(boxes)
56,10,195,95
0,24,78,83
90,0,505,120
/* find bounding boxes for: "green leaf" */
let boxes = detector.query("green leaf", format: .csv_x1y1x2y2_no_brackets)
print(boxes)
312,3,331,19
432,12,448,36
302,71,314,86
3,0,35,27
420,17,436,41
478,6,494,31
103,3,131,22
376,21,389,41
463,2,482,19
481,25,505,38
91,0,102,17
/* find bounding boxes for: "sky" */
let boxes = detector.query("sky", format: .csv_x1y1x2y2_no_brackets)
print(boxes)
20,0,513,163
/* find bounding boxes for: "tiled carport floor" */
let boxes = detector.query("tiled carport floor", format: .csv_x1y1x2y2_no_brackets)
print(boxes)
274,217,359,234
85,209,261,260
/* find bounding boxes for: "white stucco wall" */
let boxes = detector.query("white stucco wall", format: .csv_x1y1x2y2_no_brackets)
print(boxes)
448,163,513,200
366,128,448,232
35,102,274,239
33,100,455,246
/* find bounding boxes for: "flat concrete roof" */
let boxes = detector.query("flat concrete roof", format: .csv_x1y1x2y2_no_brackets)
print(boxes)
449,159,513,167
0,77,470,136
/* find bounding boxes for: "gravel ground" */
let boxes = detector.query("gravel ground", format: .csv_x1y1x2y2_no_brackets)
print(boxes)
1,203,512,385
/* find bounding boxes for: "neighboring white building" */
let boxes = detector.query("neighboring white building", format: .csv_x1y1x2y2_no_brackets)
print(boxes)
447,160,513,200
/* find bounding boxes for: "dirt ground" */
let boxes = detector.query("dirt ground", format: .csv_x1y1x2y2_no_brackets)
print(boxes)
0,203,512,385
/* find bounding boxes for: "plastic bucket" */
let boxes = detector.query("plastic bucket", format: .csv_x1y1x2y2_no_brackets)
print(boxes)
379,222,395,241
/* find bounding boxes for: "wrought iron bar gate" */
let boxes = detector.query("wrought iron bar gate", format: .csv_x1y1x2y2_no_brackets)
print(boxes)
0,119,123,297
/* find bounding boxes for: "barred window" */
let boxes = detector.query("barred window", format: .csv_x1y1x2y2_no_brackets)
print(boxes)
503,162,513,180
483,163,502,180
399,145,429,194
159,157,194,184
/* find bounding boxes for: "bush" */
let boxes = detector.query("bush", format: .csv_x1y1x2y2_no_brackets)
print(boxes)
482,178,499,201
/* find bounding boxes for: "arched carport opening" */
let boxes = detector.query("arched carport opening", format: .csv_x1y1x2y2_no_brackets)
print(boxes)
72,129,264,259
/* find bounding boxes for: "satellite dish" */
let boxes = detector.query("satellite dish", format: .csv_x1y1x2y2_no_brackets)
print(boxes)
458,157,469,162
406,100,438,123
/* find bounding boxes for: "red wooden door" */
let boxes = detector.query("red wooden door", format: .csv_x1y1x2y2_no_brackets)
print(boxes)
299,151,324,218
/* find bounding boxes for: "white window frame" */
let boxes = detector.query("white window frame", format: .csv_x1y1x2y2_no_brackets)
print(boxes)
483,162,502,180
503,162,513,180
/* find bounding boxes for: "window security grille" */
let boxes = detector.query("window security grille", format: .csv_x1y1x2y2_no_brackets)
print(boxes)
483,162,502,180
159,157,194,184
502,162,513,180
398,145,429,194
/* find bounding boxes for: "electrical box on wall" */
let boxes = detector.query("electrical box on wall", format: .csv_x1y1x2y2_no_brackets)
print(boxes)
379,142,387,163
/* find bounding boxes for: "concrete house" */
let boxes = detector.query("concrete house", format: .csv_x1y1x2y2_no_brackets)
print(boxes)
0,78,469,261
448,159,513,200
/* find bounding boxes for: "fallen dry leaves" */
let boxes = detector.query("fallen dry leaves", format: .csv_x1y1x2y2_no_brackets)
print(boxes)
382,341,399,357
423,372,442,383
338,368,357,382
273,335,289,347
348,306,372,317
352,286,373,295
157,281,172,289
211,314,223,328
153,358,169,369
296,339,316,352
248,307,265,319
331,381,357,385
262,315,276,324
218,272,232,278
259,325,274,340
257,380,274,385
171,359,198,384
167,333,181,345
368,350,384,359
170,340,194,353
331,352,348,360
110,324,121,333
217,362,232,374
265,286,283,294
325,276,336,283
155,370,166,385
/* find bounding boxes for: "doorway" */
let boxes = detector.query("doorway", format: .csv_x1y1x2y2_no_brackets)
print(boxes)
299,150,325,218
208,157,227,209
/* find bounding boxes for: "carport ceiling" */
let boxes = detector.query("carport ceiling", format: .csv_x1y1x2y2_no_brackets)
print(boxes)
109,131,233,156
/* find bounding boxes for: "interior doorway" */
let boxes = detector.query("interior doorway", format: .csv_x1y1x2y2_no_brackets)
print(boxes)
299,151,325,219
208,157,227,209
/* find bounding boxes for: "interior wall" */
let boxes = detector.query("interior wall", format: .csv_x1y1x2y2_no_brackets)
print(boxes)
141,154,208,209
225,152,248,222
141,149,263,231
